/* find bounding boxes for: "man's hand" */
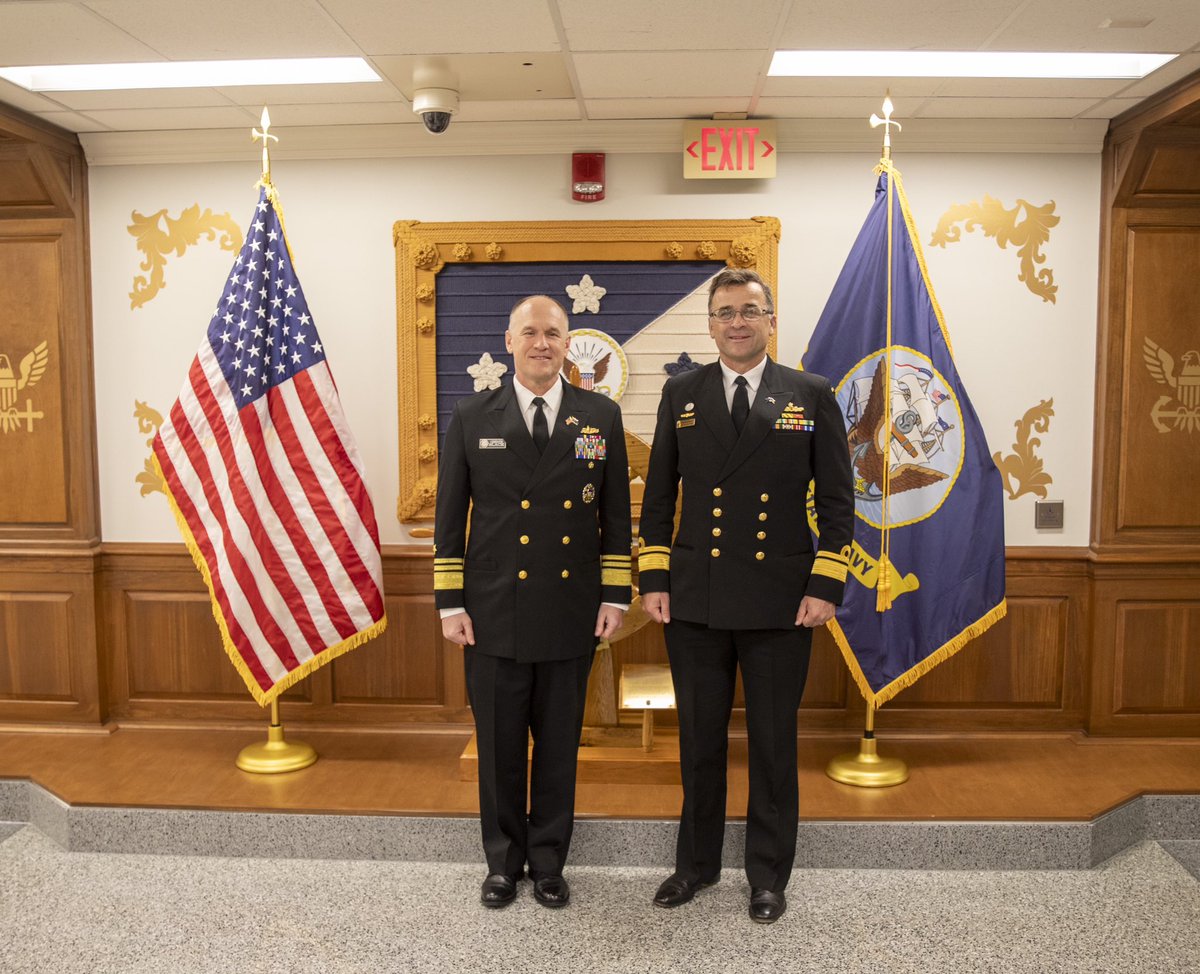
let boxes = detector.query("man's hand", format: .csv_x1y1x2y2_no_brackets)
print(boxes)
442,611,476,646
594,604,625,640
795,596,835,628
643,591,671,624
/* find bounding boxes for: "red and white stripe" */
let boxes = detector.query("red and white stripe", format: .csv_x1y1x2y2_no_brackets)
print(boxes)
154,342,384,698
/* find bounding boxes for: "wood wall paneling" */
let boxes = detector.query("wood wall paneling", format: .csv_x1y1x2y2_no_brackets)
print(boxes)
0,232,68,524
1118,223,1200,534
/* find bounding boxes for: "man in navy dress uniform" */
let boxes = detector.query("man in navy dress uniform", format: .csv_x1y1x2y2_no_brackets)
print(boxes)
435,294,631,909
639,268,854,923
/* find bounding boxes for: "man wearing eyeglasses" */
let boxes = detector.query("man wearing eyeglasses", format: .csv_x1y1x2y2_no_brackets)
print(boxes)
638,267,854,924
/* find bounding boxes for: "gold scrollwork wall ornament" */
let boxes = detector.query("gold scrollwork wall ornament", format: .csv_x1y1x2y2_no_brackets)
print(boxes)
133,399,166,495
0,340,48,434
485,243,503,260
696,240,717,259
415,283,435,303
992,398,1055,500
1143,338,1200,433
127,206,241,310
929,195,1059,304
452,243,473,261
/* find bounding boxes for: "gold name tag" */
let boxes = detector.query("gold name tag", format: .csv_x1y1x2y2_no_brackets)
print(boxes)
676,418,696,428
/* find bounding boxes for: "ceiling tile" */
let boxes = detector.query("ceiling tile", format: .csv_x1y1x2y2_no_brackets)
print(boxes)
51,87,236,111
573,51,762,98
82,0,358,58
79,105,259,130
914,97,1105,119
995,0,1200,52
260,102,412,126
373,53,573,101
755,95,899,119
934,78,1127,98
760,77,943,98
586,97,751,120
217,81,404,107
558,0,785,51
318,0,560,55
777,0,1023,50
0,2,162,64
456,100,581,122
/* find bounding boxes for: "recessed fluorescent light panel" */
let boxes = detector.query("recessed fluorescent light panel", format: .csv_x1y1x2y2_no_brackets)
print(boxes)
0,58,380,91
768,50,1176,79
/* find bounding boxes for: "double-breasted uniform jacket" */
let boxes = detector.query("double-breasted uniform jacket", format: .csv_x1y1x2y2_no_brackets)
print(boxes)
638,358,854,628
434,378,632,661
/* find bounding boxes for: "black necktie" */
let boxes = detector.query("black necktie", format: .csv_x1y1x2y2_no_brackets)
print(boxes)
531,396,550,453
731,375,750,434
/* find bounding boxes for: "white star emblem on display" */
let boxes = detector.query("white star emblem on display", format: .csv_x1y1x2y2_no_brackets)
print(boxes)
467,352,508,391
565,274,607,314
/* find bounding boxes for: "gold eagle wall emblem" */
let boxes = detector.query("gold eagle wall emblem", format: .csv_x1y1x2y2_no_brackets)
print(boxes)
1143,337,1200,433
0,340,49,433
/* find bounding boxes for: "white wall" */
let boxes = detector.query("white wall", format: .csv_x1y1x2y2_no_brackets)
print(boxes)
89,149,1099,547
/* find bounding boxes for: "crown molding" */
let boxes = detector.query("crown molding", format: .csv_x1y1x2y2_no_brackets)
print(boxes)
78,117,1110,166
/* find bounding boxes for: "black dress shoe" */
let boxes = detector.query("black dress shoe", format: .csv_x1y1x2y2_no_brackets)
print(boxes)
749,888,786,923
480,873,520,908
652,873,718,908
532,874,570,908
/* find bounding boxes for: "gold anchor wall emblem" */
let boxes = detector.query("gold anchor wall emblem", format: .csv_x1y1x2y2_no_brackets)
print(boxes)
1143,337,1200,433
0,340,49,433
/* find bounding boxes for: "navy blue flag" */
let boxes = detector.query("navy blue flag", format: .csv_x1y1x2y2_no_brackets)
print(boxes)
802,164,1007,707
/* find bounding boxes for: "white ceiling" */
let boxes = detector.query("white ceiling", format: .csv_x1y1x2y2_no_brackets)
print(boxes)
1,0,1198,160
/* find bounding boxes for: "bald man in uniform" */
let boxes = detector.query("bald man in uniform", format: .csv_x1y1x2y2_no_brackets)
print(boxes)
435,295,631,909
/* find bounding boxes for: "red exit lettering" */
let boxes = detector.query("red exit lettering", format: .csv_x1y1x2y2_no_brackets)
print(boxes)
700,127,762,172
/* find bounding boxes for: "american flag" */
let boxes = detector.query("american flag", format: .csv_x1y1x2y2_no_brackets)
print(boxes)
154,186,387,705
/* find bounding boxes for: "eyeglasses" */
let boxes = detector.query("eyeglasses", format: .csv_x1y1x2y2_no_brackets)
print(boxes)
709,307,772,323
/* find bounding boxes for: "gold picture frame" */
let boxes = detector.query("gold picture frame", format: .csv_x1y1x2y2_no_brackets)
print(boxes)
393,218,781,523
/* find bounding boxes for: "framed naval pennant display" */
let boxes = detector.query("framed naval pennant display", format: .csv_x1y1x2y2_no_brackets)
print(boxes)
393,219,780,522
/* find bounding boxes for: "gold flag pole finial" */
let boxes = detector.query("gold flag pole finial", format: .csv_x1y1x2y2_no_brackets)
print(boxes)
252,106,278,186
869,93,901,164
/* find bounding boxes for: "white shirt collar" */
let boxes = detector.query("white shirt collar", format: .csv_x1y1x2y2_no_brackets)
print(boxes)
512,375,564,417
718,356,769,397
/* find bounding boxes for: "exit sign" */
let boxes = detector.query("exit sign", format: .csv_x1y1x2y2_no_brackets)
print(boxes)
683,121,777,179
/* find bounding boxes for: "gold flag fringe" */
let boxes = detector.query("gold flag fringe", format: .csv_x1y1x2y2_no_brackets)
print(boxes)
828,598,1007,709
152,454,387,707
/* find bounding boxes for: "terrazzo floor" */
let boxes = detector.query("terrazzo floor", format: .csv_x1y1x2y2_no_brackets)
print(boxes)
1,825,1197,974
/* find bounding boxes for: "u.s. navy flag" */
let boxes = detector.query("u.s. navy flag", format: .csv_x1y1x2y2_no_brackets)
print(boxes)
802,163,1006,707
153,185,386,705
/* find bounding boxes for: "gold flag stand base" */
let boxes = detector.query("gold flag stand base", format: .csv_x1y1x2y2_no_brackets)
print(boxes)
826,705,908,788
236,700,317,774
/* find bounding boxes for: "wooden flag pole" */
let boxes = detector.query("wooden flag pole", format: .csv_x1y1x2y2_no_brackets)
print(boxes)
236,698,318,774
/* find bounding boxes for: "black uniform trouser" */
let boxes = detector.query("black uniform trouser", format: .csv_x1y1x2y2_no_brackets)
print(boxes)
665,618,812,892
464,650,593,880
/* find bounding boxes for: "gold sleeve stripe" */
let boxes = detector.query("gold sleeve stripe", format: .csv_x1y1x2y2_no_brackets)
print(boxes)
601,556,632,564
638,553,670,572
815,550,850,565
601,568,632,586
810,560,848,582
434,558,464,565
638,545,671,556
433,573,464,590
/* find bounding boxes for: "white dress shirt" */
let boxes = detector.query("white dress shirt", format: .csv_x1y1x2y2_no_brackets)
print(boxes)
719,355,768,412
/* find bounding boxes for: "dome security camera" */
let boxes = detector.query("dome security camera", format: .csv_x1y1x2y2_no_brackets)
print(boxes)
413,86,459,134
412,60,459,135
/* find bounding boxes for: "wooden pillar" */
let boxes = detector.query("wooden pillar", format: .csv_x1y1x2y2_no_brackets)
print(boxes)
0,104,103,723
